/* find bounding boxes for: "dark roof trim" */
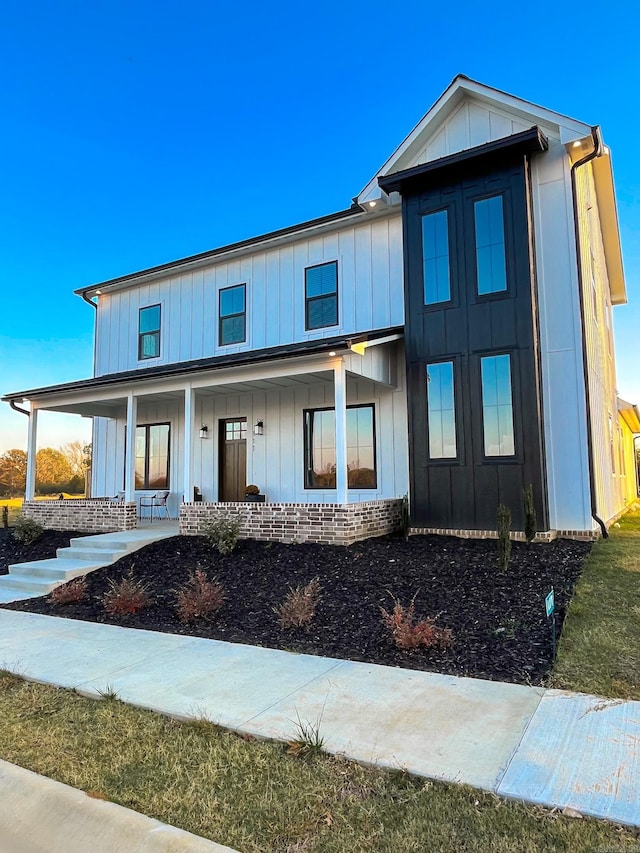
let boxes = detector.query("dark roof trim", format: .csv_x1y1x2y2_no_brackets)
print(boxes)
76,206,363,296
2,328,404,402
378,127,549,194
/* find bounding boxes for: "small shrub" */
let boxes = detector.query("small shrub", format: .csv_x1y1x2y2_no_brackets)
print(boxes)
102,571,151,616
175,568,224,623
522,484,537,543
276,578,322,630
12,515,44,545
49,577,88,605
200,517,241,555
380,594,452,651
497,504,512,571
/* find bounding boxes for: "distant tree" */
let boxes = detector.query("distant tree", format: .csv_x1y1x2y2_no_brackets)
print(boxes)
0,449,27,496
36,448,73,493
61,441,92,477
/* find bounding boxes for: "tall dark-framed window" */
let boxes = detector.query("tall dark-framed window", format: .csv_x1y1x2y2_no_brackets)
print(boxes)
219,284,246,345
426,360,457,459
139,305,161,359
480,354,515,457
135,423,170,489
304,404,376,489
422,209,451,304
305,261,338,330
474,195,507,296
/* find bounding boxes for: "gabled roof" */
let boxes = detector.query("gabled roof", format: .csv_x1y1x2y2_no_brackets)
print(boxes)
357,74,592,206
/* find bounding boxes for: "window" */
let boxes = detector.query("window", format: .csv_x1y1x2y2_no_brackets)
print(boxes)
474,196,507,295
139,305,161,359
426,361,457,459
304,405,376,489
480,354,515,456
135,423,170,489
305,262,338,329
219,284,246,345
422,210,451,304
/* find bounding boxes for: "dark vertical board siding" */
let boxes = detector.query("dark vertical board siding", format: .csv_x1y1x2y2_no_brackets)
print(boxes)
403,155,548,531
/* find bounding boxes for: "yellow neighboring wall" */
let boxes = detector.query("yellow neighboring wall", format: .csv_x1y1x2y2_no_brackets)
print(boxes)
618,399,640,506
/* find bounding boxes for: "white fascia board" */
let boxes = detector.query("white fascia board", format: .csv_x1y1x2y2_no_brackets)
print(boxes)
356,75,592,205
592,152,627,305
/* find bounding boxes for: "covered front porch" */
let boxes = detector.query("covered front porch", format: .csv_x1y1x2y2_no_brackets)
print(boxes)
9,333,408,544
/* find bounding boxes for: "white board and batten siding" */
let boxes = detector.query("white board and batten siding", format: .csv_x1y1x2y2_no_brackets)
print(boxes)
94,216,404,377
91,347,409,507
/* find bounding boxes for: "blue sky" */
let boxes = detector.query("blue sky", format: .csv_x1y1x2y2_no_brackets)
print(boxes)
1,0,638,453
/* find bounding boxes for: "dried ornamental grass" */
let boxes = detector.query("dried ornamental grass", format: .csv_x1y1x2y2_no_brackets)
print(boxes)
49,577,88,605
101,571,152,616
175,568,224,623
381,594,453,651
276,578,322,629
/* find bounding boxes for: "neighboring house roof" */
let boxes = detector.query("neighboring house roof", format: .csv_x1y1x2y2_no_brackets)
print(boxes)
618,398,640,433
2,327,403,403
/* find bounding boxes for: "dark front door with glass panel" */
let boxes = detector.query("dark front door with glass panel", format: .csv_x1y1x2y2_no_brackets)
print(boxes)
218,419,247,502
403,158,547,531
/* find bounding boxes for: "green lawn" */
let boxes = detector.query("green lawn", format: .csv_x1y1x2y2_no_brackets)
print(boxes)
549,508,640,700
0,495,85,527
0,672,638,852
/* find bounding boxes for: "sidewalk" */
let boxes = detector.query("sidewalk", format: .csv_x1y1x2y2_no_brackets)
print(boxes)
0,609,638,831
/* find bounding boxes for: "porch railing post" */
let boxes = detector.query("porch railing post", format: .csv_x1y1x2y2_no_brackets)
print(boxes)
124,392,137,503
184,385,194,504
334,361,348,504
25,404,38,501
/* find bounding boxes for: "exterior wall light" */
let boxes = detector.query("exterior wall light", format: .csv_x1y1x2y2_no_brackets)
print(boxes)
253,420,264,436
199,425,208,439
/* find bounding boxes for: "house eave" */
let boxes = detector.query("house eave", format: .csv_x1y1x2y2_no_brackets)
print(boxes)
75,205,375,299
2,327,404,403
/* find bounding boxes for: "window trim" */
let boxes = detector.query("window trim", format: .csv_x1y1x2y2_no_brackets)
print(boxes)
425,359,459,462
479,352,516,459
473,193,508,298
135,421,171,490
304,261,339,331
218,283,247,346
421,207,453,307
303,403,377,490
138,304,161,361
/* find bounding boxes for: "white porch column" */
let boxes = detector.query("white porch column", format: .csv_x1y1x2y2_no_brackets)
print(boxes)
124,392,138,503
183,385,195,503
334,361,348,504
25,405,38,500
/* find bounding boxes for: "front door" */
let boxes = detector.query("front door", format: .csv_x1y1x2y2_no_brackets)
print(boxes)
218,418,247,501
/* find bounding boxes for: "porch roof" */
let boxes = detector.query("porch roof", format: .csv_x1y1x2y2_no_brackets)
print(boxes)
2,327,403,404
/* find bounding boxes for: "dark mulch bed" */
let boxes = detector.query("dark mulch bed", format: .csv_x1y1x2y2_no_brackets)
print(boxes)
1,531,591,686
0,528,91,575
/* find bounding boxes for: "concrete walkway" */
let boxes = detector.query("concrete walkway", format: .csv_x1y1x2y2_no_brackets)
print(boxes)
0,609,638,837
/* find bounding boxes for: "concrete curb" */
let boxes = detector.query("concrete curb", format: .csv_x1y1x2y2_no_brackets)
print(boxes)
0,759,239,853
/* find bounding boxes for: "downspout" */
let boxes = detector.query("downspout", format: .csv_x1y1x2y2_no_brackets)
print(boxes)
570,125,608,538
81,291,98,310
9,400,29,417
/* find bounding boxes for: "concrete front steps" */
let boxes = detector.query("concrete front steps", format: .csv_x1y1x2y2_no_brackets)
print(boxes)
0,524,179,604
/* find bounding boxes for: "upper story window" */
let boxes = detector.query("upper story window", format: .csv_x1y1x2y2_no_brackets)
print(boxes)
480,354,515,457
305,262,338,330
219,284,246,345
139,305,161,360
304,404,376,489
422,209,451,305
474,195,507,295
426,361,457,459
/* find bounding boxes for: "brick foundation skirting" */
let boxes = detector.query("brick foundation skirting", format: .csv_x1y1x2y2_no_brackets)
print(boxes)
180,499,403,546
22,500,137,533
408,526,601,542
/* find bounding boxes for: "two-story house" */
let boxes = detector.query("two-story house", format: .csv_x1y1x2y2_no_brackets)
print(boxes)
3,75,634,544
